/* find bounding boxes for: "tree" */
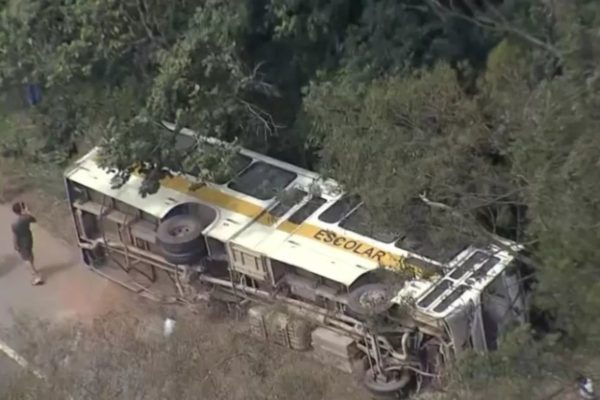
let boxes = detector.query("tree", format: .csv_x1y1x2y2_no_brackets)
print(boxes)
0,1,283,195
96,1,279,196
339,0,495,80
0,0,506,177
305,62,517,258
0,0,204,157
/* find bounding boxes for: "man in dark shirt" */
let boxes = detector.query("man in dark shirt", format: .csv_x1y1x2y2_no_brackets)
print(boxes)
11,202,43,285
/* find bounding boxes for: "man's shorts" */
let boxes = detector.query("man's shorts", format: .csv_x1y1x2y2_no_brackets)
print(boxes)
17,246,33,262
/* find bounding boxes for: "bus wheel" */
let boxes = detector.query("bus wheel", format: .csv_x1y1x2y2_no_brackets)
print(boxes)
363,364,411,399
157,214,205,254
347,283,394,317
160,248,204,266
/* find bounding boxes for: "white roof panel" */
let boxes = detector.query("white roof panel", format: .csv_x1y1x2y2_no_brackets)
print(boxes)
268,237,372,286
65,148,255,242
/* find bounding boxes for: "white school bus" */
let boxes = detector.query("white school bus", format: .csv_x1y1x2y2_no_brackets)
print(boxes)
63,123,528,398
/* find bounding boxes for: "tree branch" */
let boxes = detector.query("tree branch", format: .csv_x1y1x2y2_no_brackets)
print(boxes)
426,0,563,60
418,192,542,269
136,0,155,41
238,99,282,140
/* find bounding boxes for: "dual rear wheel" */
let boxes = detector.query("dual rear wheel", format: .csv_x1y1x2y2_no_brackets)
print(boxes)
156,214,206,265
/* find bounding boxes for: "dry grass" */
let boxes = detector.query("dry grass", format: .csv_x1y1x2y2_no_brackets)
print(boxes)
0,311,367,400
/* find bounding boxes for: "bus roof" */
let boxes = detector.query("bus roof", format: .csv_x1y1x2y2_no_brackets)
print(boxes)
65,127,516,294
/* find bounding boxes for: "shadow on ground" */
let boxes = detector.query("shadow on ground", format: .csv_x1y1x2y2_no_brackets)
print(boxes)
0,254,20,279
38,261,74,280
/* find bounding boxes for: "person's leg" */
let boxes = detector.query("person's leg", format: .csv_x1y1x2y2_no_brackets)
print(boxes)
28,255,40,275
21,249,42,285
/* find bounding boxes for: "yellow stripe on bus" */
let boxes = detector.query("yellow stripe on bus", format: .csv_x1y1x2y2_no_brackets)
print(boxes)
155,173,436,279
284,223,437,279
160,174,264,218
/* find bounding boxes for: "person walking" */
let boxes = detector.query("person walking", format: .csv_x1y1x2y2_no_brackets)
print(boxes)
11,201,43,285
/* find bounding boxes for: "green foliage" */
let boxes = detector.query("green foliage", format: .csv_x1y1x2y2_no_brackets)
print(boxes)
95,1,282,195
446,325,572,399
0,0,503,176
265,0,354,75
0,0,202,157
340,1,494,80
305,63,514,245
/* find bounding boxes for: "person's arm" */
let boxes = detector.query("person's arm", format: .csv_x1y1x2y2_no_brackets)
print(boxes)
22,205,36,223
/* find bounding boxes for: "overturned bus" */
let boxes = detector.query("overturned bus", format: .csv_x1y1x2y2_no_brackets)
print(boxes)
63,123,528,398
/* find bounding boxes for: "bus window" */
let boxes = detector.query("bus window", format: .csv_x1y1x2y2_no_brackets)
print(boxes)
183,152,252,184
288,196,327,224
269,188,307,218
318,195,360,224
396,228,467,263
228,162,297,200
213,153,252,184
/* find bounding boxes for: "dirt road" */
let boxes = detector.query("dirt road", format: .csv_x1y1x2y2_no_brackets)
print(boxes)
0,204,128,329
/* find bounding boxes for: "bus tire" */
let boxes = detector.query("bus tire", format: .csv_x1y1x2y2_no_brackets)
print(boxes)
157,214,205,254
161,248,204,266
347,283,394,317
363,365,411,399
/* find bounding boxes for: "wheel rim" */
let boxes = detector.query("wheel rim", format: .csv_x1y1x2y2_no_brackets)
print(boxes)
169,225,191,237
351,284,393,315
